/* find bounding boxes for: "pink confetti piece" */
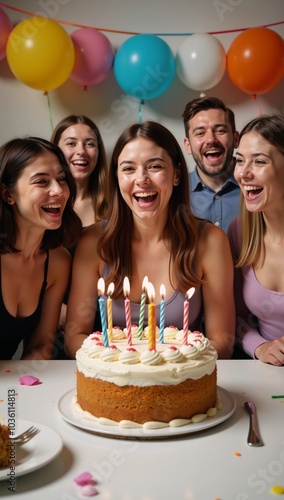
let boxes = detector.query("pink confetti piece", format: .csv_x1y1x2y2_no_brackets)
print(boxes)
19,375,41,386
80,484,98,496
73,472,93,486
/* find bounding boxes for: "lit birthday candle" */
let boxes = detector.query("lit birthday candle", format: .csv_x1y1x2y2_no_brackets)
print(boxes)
123,277,132,347
107,282,114,344
147,282,156,350
183,287,195,345
138,276,148,340
159,284,166,343
97,277,109,347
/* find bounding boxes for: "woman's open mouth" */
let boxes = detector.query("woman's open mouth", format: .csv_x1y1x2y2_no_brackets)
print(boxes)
134,191,157,204
41,204,61,214
243,185,263,199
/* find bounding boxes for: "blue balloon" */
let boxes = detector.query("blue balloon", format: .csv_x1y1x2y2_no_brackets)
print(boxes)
114,34,176,100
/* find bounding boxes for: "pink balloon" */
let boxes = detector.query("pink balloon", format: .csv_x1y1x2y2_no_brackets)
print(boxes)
70,28,114,89
0,8,13,61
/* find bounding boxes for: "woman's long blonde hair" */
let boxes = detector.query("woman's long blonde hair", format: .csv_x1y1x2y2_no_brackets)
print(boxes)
236,114,284,268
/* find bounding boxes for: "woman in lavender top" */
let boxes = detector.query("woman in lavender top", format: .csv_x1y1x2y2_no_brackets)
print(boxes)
228,114,284,365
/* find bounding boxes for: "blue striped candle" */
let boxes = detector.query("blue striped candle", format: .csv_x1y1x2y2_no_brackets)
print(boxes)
159,284,166,343
97,278,109,347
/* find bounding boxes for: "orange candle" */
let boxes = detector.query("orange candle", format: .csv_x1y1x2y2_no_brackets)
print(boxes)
147,282,156,350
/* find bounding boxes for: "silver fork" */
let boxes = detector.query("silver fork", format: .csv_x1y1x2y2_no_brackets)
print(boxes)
9,426,40,444
244,401,264,446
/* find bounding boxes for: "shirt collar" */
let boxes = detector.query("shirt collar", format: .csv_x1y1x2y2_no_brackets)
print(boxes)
190,164,239,190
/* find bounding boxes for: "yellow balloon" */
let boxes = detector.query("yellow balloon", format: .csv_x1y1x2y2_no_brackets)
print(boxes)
6,17,75,92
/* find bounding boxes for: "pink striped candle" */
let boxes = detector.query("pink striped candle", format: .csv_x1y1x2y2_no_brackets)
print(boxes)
183,287,195,345
123,277,132,347
159,284,166,343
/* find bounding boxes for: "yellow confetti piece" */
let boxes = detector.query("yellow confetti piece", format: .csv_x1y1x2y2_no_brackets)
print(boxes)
270,485,284,495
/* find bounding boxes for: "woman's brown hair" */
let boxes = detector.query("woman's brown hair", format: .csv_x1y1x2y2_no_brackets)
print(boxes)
51,115,108,221
98,120,204,298
0,137,82,253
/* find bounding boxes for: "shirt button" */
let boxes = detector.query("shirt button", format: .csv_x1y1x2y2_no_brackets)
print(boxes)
214,194,220,199
214,221,220,227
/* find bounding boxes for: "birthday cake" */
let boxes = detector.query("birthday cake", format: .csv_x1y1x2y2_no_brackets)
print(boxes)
75,328,218,429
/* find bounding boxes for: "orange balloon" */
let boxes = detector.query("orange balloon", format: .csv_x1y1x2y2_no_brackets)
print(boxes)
227,27,284,96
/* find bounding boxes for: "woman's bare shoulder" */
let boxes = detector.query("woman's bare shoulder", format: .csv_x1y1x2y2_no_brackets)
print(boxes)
73,221,105,266
80,221,104,242
198,221,230,257
49,246,71,265
47,247,71,286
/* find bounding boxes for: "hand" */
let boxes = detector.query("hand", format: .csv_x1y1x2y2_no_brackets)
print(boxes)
255,337,284,366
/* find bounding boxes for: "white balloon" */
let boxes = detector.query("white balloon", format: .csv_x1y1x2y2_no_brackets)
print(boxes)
176,33,226,91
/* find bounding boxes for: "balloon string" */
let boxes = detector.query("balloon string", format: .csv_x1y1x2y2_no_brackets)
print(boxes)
251,94,263,117
44,91,54,133
0,3,283,35
138,100,145,124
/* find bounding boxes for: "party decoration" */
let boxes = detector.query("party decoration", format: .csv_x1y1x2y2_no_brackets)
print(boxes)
0,8,13,61
159,284,166,344
183,287,195,345
70,27,114,90
107,282,114,344
114,34,176,100
227,27,284,96
147,282,156,350
19,375,40,386
123,277,132,347
176,33,226,93
138,276,148,340
6,17,75,92
97,278,108,347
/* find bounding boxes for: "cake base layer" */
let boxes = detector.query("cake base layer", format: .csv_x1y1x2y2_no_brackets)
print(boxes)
76,367,217,424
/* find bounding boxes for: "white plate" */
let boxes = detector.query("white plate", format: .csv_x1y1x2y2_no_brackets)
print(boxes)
0,420,63,480
58,386,236,440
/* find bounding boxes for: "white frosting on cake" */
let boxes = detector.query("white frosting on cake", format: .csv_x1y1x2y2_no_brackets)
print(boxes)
76,330,217,387
163,325,179,340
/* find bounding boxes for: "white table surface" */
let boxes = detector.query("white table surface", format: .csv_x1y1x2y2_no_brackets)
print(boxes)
0,360,283,500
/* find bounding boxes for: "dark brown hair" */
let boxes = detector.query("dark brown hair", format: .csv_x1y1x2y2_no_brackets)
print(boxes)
98,120,203,298
182,96,236,137
51,115,108,221
0,137,82,253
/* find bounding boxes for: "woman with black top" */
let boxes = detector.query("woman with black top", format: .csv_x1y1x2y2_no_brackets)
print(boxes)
0,137,81,359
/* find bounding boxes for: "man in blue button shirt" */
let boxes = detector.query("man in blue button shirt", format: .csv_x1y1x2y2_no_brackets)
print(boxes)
182,97,240,233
